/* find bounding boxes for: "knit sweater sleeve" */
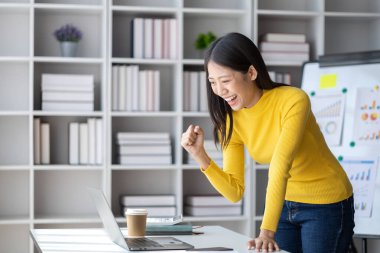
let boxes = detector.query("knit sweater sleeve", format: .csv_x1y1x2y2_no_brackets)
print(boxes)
261,90,311,232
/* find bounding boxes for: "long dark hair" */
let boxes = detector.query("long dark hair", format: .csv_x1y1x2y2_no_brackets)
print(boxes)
204,32,285,148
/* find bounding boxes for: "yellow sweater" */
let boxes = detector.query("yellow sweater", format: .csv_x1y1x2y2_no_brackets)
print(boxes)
202,86,352,232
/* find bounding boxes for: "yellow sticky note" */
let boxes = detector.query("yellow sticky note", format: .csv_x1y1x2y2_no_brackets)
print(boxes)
319,74,337,89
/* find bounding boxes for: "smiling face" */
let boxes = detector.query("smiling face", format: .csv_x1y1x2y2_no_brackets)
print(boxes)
207,60,263,111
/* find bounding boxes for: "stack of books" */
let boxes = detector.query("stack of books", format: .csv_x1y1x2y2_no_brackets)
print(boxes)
131,18,177,59
268,71,292,85
183,71,207,112
187,140,222,167
120,194,176,217
259,33,310,65
116,132,172,165
111,65,160,112
69,118,103,165
41,74,94,111
145,223,193,235
33,118,50,164
184,195,242,217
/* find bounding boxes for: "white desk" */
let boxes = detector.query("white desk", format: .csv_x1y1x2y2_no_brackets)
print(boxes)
30,226,288,253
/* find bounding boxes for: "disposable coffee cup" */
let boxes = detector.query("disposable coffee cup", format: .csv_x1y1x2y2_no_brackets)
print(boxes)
125,208,148,237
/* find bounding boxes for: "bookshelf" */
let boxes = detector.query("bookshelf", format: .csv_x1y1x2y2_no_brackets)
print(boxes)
0,0,380,252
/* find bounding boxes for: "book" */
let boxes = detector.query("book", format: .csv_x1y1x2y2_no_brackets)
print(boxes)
120,195,176,206
95,118,102,165
69,122,79,165
122,206,177,217
112,65,119,110
40,123,50,164
259,41,309,52
153,70,160,111
42,91,93,102
169,19,177,59
131,65,140,111
261,51,309,64
118,65,126,111
184,205,241,216
119,154,172,165
189,72,199,111
117,139,170,145
261,33,306,43
144,18,153,58
118,144,171,155
87,118,96,164
153,19,162,59
185,195,242,206
79,123,88,164
33,118,41,164
145,223,193,235
199,71,208,112
132,18,144,58
42,101,94,111
117,132,170,140
41,73,94,87
139,70,147,111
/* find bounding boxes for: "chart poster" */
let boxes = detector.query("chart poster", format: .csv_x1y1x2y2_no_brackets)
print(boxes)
353,87,380,145
310,92,345,146
340,157,378,218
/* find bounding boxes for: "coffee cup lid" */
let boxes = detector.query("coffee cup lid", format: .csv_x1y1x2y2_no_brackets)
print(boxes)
125,208,148,215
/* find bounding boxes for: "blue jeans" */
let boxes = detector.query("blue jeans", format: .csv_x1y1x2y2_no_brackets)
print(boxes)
275,196,355,253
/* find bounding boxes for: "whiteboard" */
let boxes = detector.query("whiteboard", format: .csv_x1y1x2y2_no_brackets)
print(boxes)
301,60,380,236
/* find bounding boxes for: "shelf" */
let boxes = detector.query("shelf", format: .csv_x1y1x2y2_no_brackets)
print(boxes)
111,58,177,65
33,111,104,117
258,0,323,12
0,165,30,171
183,8,246,17
33,57,104,63
257,9,320,17
0,217,30,225
111,111,178,117
111,165,178,170
34,4,103,13
112,5,177,14
33,165,104,170
182,59,204,65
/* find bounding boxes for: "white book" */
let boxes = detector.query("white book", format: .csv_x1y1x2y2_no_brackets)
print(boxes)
144,18,153,58
261,51,309,63
95,118,102,165
33,118,41,164
122,206,176,217
183,71,191,111
69,122,79,165
41,83,93,92
163,19,170,59
169,19,177,59
153,70,160,111
112,65,119,111
120,195,176,206
119,155,172,165
131,65,140,111
119,144,171,155
153,19,162,59
42,73,94,87
185,195,242,206
117,139,171,145
268,71,276,81
79,123,88,164
132,18,144,58
42,101,94,111
118,65,127,111
40,123,50,164
189,72,199,111
199,71,208,112
184,205,241,216
283,73,291,85
259,41,309,53
42,91,93,102
275,72,283,83
117,132,170,140
87,118,96,165
139,70,147,111
261,33,306,43
146,70,154,111
126,66,133,111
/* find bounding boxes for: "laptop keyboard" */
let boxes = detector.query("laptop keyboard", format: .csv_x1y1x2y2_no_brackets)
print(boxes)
126,238,163,249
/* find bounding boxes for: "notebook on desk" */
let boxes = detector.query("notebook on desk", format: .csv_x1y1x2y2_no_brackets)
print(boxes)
88,187,194,251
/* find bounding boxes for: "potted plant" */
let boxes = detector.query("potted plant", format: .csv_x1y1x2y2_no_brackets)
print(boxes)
54,24,83,57
194,32,216,58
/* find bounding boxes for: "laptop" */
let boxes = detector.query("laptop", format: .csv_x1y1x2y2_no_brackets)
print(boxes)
88,187,194,251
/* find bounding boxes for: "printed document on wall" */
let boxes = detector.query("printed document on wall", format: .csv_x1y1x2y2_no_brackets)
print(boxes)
340,157,378,217
310,92,345,146
353,87,380,145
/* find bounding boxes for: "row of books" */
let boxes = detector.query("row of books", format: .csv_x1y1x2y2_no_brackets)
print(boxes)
131,18,177,59
183,71,207,112
187,140,222,167
33,119,50,164
268,71,292,85
259,33,310,65
69,119,103,165
41,73,94,111
184,195,242,216
120,194,176,217
116,132,172,165
119,194,242,217
112,65,160,112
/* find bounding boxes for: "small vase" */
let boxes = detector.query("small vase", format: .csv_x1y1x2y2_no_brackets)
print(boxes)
60,41,78,57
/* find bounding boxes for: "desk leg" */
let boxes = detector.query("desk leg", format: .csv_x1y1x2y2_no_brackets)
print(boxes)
362,238,367,253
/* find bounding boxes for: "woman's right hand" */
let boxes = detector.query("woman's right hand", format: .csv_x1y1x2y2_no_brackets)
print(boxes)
181,125,211,169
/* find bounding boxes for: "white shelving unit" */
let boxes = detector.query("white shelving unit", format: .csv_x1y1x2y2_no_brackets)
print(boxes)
0,0,380,252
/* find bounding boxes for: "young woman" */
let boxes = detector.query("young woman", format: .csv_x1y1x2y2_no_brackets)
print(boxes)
181,32,354,253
